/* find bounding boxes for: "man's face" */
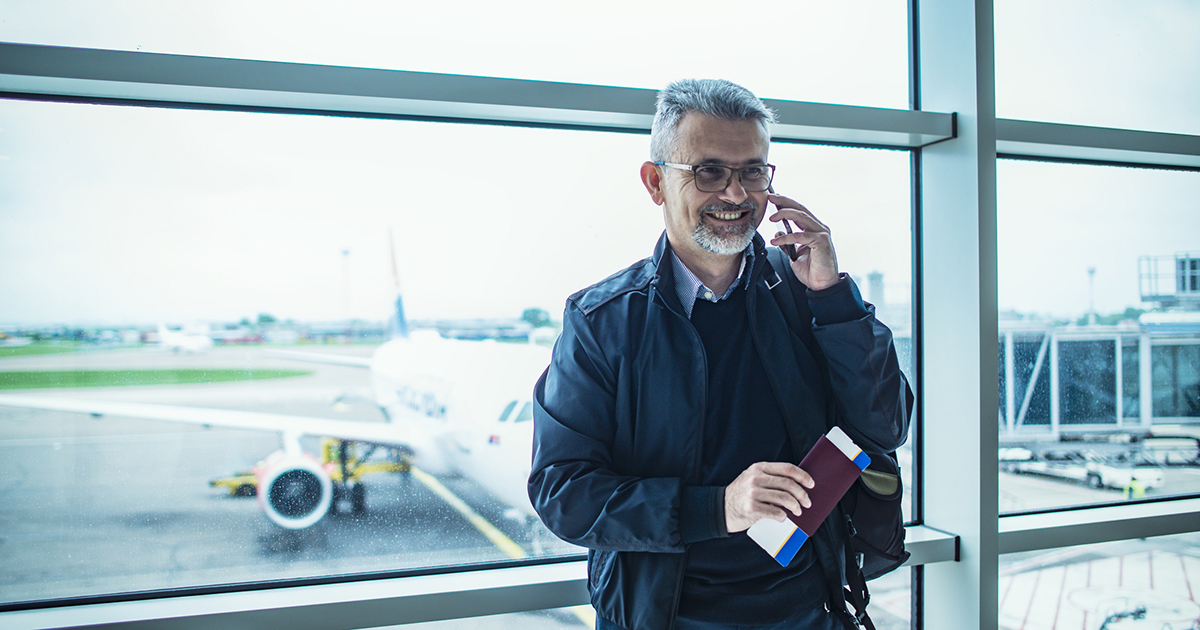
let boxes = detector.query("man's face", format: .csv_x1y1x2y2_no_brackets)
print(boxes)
652,113,771,264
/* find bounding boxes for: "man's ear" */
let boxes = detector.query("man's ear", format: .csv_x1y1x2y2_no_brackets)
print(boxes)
639,161,666,206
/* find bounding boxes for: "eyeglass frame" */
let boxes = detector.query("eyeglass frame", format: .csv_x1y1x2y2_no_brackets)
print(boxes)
653,161,776,193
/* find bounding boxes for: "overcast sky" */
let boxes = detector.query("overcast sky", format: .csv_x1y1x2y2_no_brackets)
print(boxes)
0,0,1196,328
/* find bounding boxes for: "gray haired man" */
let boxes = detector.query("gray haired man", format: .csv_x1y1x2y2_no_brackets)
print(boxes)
528,78,912,630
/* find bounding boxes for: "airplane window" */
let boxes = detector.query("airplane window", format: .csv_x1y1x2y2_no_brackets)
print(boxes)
513,402,534,423
0,97,912,609
997,159,1200,513
497,401,518,423
0,1,907,110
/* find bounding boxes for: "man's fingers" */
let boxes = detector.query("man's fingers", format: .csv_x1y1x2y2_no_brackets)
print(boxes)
767,195,830,234
724,462,819,532
756,461,815,490
770,209,829,237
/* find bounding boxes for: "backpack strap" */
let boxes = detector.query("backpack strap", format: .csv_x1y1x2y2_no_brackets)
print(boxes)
764,248,805,335
765,247,876,630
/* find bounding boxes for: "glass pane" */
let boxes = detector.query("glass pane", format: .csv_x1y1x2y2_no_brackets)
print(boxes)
1122,338,1140,419
999,532,1200,630
863,569,913,630
998,160,1200,513
0,0,909,109
1152,344,1200,418
995,0,1200,134
768,141,915,522
999,339,1008,424
0,98,913,604
1058,340,1116,425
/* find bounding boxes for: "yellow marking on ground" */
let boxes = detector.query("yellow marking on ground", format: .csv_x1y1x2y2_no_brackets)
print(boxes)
569,605,596,626
409,466,595,626
410,466,528,559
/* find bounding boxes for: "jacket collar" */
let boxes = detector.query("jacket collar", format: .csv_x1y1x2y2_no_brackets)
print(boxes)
649,231,772,316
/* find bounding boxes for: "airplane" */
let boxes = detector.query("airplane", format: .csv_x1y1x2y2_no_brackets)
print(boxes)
154,322,215,353
0,296,552,531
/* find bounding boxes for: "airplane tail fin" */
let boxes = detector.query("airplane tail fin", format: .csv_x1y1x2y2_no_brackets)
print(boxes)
391,295,410,339
388,228,410,339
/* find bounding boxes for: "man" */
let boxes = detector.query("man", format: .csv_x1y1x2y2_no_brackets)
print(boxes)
528,79,912,630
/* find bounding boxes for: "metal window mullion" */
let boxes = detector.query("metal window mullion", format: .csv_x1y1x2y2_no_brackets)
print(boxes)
916,0,999,629
999,498,1200,555
997,118,1200,170
0,42,955,149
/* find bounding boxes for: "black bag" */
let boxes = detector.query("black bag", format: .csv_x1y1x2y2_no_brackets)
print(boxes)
764,249,909,629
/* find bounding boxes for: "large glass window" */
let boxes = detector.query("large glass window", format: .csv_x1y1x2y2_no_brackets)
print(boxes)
997,160,1200,512
0,0,909,109
999,532,1200,630
995,0,1200,135
0,98,913,606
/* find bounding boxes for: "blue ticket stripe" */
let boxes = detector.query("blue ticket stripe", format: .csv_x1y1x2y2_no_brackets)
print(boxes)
773,528,810,566
853,450,871,471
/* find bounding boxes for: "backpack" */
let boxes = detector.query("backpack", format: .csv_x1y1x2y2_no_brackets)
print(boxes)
764,248,910,630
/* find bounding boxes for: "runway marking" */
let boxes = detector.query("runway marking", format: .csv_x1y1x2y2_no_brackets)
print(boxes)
410,466,527,559
410,466,595,627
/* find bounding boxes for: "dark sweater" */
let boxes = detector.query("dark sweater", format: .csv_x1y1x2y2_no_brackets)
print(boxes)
677,285,827,625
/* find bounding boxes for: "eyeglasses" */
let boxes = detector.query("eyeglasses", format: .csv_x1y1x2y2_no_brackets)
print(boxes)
654,162,776,193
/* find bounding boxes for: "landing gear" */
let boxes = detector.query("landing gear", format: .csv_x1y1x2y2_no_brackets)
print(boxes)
350,482,367,515
320,439,409,517
328,439,367,517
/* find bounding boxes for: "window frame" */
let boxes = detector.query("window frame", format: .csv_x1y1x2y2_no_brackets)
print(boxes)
2,1,1199,625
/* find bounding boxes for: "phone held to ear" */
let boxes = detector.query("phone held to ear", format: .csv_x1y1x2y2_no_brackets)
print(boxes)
769,185,800,262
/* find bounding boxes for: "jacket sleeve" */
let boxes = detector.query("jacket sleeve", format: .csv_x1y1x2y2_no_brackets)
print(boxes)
807,277,913,456
527,300,720,553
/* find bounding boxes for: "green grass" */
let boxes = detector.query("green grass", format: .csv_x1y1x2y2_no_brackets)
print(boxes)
0,342,84,358
0,368,312,390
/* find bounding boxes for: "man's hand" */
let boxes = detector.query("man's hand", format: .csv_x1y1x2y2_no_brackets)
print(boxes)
766,194,840,291
725,462,815,534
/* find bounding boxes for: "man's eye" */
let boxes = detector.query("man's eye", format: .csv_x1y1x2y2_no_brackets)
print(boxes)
742,167,768,179
694,166,727,180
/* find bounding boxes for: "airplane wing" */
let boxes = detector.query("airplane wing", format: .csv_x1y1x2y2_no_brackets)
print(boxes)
265,349,373,368
0,393,413,449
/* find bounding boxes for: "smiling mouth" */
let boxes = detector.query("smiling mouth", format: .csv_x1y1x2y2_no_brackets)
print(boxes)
710,211,747,221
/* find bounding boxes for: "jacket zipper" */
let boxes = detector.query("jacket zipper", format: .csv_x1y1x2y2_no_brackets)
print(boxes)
649,276,703,630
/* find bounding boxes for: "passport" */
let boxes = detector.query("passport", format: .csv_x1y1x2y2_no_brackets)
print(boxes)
746,426,870,566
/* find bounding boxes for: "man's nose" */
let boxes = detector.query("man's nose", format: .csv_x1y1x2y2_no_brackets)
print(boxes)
718,175,750,204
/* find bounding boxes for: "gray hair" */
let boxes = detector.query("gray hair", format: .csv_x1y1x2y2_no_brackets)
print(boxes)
649,79,777,162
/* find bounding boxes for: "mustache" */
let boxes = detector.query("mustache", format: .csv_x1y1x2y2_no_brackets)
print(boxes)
700,200,758,215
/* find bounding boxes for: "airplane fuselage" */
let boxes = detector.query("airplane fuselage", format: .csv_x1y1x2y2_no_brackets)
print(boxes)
368,331,550,518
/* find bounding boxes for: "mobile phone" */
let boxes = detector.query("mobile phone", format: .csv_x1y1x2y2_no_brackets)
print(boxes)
769,184,800,262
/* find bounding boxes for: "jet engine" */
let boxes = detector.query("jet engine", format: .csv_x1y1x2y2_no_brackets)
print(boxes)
254,450,333,529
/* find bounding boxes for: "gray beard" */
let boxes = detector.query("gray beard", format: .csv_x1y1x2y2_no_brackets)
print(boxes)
692,201,758,255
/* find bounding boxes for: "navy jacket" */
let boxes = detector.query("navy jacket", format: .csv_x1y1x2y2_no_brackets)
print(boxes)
529,232,912,630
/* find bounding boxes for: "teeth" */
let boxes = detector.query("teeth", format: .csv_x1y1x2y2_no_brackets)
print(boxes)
712,212,743,220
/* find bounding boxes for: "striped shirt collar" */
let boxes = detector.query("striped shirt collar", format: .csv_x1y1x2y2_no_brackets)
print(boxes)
669,245,754,319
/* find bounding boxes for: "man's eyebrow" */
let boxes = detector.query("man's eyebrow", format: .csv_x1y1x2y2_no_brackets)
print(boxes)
694,158,768,166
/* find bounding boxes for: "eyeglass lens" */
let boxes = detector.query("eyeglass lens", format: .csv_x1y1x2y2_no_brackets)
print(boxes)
692,165,773,192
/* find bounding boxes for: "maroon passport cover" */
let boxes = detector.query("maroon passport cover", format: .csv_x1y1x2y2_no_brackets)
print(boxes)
788,435,864,533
